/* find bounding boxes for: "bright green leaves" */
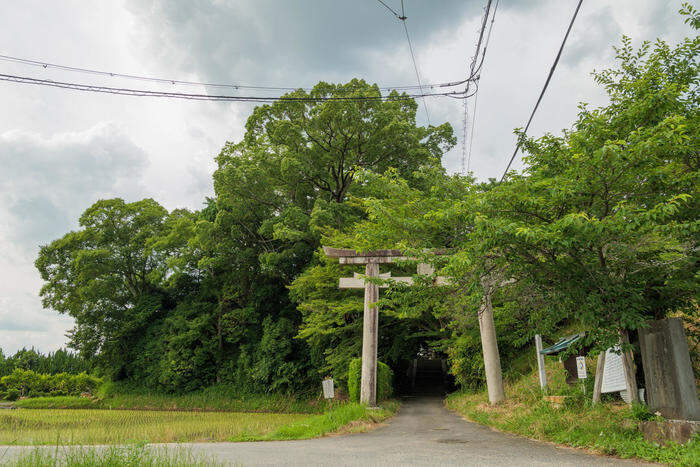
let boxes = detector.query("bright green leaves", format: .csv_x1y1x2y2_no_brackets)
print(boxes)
483,14,700,348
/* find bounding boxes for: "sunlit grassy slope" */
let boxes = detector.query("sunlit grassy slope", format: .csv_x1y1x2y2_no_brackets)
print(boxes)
446,359,700,466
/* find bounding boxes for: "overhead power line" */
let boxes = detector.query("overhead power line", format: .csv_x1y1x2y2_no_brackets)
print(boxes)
466,89,479,172
0,53,471,93
376,0,401,18
400,1,431,125
0,72,468,102
461,0,498,174
375,0,431,125
499,0,583,182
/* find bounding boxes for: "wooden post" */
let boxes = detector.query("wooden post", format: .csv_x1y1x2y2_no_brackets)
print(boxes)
592,349,606,404
535,334,547,392
479,280,505,404
360,262,379,406
620,330,639,404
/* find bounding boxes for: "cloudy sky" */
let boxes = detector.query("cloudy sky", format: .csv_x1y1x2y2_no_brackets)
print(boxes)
0,0,689,354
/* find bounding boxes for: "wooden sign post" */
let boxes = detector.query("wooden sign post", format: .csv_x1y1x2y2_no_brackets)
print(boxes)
323,247,446,406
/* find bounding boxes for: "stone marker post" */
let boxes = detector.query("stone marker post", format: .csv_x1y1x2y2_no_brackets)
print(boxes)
639,318,700,420
535,334,547,392
592,350,607,404
479,277,505,404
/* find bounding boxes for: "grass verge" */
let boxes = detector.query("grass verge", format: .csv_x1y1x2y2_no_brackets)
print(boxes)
446,361,700,466
232,400,400,441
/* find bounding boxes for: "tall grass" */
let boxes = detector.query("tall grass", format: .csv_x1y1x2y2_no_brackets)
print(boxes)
446,360,700,466
5,443,219,466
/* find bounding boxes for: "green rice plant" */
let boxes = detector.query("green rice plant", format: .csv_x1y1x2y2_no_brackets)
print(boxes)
0,409,307,445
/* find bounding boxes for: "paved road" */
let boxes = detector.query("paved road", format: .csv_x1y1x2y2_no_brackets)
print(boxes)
178,396,644,466
0,397,647,466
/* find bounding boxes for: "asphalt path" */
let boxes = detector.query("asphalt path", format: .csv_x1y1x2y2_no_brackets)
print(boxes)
0,397,649,466
178,396,646,466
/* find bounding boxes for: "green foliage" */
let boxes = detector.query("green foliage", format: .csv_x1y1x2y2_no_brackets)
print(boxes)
629,401,656,421
347,358,393,403
472,16,700,349
5,388,20,401
0,369,102,397
0,347,90,377
14,384,326,413
35,198,172,379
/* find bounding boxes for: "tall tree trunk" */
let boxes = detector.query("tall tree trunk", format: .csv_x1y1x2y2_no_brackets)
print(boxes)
479,277,505,404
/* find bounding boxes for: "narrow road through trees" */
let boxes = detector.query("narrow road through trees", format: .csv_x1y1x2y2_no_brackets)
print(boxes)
181,397,645,466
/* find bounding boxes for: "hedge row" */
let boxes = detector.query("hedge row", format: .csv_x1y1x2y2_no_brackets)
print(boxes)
347,357,393,403
0,368,102,399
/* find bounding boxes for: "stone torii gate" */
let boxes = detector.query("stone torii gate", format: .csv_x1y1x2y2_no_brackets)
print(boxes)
323,247,447,406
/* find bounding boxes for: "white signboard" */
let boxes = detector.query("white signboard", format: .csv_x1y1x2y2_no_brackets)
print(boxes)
600,347,627,394
322,378,334,399
576,356,587,379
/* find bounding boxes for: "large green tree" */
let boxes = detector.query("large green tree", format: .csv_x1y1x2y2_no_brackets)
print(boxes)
35,198,172,379
476,15,699,348
36,80,456,392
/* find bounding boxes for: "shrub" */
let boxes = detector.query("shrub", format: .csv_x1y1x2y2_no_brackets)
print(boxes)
347,358,393,403
0,369,102,398
6,388,20,401
630,401,656,421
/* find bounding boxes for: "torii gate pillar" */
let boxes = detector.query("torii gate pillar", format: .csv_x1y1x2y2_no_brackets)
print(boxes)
361,262,379,406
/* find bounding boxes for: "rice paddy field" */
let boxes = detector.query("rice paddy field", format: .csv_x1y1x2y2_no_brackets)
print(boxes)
0,409,308,445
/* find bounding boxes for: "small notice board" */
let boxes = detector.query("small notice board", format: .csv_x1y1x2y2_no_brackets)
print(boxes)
576,356,587,379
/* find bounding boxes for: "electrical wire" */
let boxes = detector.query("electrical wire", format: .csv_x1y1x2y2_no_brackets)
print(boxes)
375,0,431,124
400,1,431,125
0,72,468,102
0,53,472,93
376,0,401,18
499,0,583,182
466,89,479,172
461,0,497,173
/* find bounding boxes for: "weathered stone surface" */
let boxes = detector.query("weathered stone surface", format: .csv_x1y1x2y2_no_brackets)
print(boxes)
639,318,700,421
640,419,700,446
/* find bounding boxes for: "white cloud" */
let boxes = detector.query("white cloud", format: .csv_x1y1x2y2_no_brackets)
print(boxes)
0,123,150,353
